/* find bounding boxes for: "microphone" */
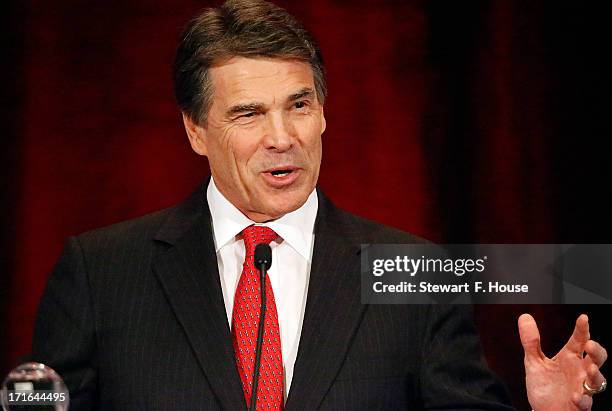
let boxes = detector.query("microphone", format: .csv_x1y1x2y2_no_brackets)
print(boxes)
249,243,272,411
254,243,272,271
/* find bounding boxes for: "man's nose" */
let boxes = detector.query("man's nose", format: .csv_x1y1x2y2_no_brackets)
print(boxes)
263,112,294,152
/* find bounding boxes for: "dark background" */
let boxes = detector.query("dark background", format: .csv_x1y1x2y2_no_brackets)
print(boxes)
2,1,611,409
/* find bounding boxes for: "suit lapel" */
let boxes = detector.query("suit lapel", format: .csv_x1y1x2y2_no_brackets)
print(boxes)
152,185,246,410
285,193,368,410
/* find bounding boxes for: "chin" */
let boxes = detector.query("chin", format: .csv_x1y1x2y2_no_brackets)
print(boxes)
266,194,308,218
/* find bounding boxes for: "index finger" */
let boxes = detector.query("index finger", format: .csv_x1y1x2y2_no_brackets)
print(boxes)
518,313,545,361
564,314,590,355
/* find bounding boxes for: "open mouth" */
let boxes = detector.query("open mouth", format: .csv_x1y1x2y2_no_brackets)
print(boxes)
270,169,293,177
262,167,301,187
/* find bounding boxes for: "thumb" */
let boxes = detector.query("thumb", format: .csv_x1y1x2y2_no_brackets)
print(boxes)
518,313,545,362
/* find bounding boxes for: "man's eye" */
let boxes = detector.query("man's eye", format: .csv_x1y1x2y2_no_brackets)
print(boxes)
241,112,256,118
294,101,308,110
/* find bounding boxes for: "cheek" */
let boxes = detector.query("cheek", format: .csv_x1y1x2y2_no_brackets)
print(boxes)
312,142,323,170
206,138,232,172
225,131,262,173
305,124,323,160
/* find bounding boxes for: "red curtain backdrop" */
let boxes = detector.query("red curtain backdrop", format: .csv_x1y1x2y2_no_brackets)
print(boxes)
2,1,611,409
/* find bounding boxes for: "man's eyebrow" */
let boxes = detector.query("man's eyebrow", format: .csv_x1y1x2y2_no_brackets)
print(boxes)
226,103,265,117
287,88,315,102
225,88,314,116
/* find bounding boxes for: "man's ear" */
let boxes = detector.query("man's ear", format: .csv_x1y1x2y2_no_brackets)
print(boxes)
320,107,326,135
182,113,208,156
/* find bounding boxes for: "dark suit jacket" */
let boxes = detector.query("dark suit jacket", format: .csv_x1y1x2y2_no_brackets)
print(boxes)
32,182,515,410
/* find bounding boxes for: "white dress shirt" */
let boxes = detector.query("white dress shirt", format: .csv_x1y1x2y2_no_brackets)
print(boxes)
206,177,317,400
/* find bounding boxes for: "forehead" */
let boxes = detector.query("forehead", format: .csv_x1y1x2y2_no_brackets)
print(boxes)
208,57,315,106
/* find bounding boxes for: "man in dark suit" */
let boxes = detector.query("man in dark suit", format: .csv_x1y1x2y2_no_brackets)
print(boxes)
32,0,607,410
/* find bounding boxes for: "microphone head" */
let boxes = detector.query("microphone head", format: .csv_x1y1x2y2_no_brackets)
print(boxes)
254,243,272,270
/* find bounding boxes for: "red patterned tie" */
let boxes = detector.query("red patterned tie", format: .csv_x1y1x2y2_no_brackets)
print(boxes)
232,225,284,410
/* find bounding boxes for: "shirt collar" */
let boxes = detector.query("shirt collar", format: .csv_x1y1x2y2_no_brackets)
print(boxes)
206,177,318,261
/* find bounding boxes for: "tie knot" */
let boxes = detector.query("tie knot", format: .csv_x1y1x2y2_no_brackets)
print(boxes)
241,225,278,256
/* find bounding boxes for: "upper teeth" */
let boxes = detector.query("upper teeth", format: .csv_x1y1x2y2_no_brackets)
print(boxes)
273,171,289,177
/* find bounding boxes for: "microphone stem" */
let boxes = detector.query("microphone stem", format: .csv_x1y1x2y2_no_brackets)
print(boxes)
249,262,267,411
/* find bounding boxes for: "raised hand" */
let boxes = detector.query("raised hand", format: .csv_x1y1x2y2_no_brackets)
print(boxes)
518,314,607,411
